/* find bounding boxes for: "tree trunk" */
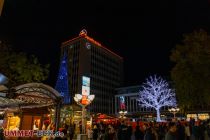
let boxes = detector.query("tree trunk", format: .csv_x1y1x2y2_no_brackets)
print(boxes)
156,108,161,122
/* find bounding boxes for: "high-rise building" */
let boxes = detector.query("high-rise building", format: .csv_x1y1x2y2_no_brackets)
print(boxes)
59,30,123,114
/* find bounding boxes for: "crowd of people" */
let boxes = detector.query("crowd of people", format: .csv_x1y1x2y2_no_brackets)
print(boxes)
84,119,210,140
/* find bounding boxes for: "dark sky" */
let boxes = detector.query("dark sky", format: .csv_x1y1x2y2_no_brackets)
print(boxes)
1,0,210,87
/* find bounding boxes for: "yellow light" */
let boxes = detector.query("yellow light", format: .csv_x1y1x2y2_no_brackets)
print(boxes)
119,111,123,114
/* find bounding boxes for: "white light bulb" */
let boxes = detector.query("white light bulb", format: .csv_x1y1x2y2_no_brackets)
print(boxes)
75,94,82,100
88,95,95,101
74,97,79,102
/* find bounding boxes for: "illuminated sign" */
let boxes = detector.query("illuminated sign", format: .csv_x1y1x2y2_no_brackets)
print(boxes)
82,86,90,96
82,76,90,87
82,76,90,96
120,96,126,110
79,29,87,36
86,42,91,49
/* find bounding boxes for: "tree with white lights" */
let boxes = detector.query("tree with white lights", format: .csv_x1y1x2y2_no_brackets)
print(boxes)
138,75,177,122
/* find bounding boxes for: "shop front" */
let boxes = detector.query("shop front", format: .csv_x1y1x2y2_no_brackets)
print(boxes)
59,104,82,135
19,107,53,131
0,83,62,140
187,113,210,121
12,83,61,131
0,97,25,131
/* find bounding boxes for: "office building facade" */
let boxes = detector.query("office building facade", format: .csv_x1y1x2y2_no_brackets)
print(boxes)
60,30,123,114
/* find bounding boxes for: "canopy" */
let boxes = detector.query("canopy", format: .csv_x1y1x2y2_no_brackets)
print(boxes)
0,97,24,108
12,83,62,108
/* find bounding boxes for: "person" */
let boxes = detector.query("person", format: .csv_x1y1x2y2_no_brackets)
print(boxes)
33,120,39,130
117,121,128,140
108,125,115,140
199,121,206,140
67,124,75,140
87,126,93,140
104,127,110,140
192,121,200,140
144,127,155,140
151,127,158,140
98,122,105,140
79,121,82,134
92,125,98,140
0,125,4,140
61,124,68,140
135,124,144,140
127,123,132,140
185,122,191,140
158,123,166,140
165,122,177,140
207,123,210,138
176,121,185,140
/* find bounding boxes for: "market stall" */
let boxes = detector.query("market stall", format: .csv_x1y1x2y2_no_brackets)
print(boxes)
0,83,62,133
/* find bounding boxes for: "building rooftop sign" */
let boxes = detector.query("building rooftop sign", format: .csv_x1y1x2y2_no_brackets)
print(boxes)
79,29,88,36
62,30,122,59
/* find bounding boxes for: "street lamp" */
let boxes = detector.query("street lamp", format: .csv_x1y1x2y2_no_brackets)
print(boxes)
74,94,95,134
168,107,180,118
119,110,127,119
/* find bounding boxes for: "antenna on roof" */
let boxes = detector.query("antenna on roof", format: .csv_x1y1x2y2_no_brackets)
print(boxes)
79,29,87,36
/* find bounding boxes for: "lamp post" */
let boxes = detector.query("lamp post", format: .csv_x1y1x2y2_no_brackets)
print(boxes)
74,94,95,134
119,110,127,119
168,107,180,118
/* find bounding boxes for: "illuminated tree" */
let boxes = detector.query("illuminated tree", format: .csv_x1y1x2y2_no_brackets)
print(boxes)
138,75,177,122
55,52,70,104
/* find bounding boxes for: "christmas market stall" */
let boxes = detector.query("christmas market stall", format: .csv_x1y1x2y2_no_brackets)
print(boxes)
1,83,62,132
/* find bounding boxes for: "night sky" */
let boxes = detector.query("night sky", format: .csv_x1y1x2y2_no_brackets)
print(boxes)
1,0,210,87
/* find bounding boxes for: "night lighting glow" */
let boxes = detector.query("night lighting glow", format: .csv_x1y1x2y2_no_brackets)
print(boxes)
138,75,177,122
0,73,8,85
55,53,70,104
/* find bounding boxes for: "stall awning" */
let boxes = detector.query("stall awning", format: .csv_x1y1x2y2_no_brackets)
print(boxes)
0,97,24,108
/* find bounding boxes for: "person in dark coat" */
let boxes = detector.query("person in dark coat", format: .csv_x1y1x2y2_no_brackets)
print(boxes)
68,124,75,140
127,124,133,140
165,122,177,140
144,127,155,140
135,125,144,140
176,121,185,140
108,125,115,140
117,121,128,140
192,122,201,140
92,125,98,140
